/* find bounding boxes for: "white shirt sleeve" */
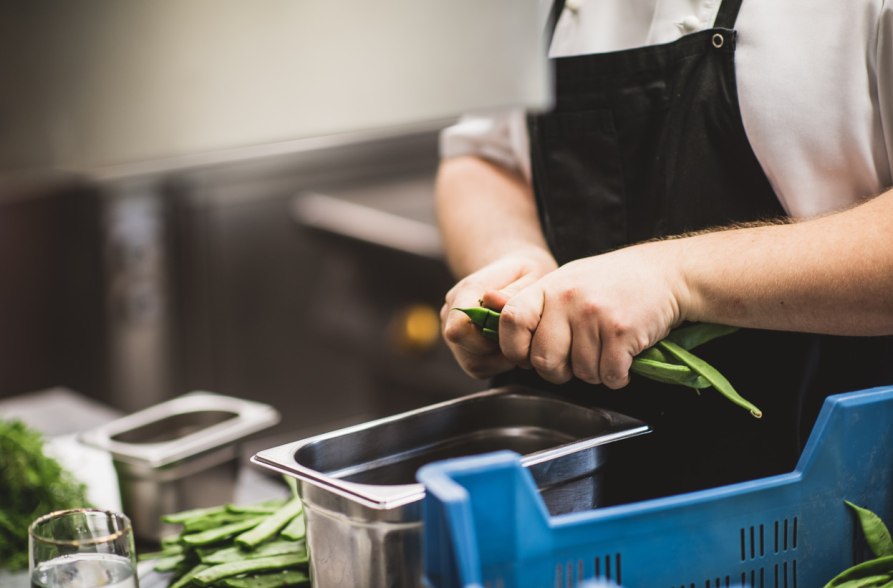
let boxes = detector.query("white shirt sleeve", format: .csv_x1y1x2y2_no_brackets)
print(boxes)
438,109,532,180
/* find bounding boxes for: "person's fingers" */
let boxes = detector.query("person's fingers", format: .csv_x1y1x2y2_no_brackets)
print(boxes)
455,351,514,380
498,286,544,369
480,290,509,311
597,321,634,389
441,301,498,355
481,270,544,311
528,305,573,384
570,320,602,385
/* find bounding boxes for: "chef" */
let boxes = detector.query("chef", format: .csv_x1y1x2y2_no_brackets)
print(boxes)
437,0,893,503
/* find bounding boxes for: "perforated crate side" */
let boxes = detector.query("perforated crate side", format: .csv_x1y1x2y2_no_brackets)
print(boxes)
419,386,893,588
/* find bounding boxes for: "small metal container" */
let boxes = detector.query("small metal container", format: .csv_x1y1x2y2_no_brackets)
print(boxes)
80,392,280,542
251,386,649,588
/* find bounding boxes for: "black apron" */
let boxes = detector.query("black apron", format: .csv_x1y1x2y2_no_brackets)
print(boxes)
508,0,893,504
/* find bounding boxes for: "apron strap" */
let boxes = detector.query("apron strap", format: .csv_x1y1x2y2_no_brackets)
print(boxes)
545,0,567,51
714,0,744,29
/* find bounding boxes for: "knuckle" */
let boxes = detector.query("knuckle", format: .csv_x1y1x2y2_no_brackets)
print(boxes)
539,367,572,385
501,344,527,365
607,318,631,340
601,372,630,390
578,299,603,319
528,353,550,372
529,353,563,375
442,320,466,344
498,304,533,331
572,364,600,385
559,287,580,305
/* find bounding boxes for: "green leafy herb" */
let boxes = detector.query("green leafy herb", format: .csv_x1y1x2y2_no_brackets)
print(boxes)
0,418,91,570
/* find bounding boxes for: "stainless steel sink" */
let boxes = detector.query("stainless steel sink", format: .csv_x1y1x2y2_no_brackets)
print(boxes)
251,385,649,588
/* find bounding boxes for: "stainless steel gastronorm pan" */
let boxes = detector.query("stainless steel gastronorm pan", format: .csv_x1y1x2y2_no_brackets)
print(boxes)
80,392,280,542
252,386,649,588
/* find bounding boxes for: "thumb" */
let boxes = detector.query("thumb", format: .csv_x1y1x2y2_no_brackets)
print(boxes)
481,272,540,311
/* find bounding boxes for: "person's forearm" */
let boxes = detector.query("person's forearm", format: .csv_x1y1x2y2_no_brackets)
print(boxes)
435,156,554,278
678,189,893,335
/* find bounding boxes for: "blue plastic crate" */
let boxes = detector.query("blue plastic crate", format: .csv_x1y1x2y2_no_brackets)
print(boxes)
417,386,893,588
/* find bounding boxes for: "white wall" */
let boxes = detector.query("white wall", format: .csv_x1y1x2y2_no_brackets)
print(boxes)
0,1,548,172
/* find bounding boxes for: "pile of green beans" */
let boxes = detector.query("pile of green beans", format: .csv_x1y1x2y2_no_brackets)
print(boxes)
824,502,893,587
139,482,308,588
454,307,762,418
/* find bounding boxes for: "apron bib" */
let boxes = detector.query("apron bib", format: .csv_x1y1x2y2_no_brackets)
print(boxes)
511,0,893,504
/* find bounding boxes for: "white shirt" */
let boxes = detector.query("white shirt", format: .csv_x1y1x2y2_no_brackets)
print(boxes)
440,0,893,219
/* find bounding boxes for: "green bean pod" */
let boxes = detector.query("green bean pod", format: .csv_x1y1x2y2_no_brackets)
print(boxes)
170,564,210,588
162,505,228,524
657,339,762,418
630,357,710,389
665,322,739,350
201,540,307,565
846,501,893,558
454,306,758,417
454,307,501,335
235,496,303,550
824,555,893,587
180,516,267,547
193,553,307,587
829,574,893,588
222,569,310,588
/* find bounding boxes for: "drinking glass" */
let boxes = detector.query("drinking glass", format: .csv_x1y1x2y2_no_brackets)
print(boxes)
29,509,139,588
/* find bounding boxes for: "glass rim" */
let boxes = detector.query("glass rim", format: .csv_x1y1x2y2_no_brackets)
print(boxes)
28,508,133,548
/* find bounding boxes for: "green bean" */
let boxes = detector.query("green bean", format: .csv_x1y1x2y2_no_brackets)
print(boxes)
192,553,306,586
636,346,670,363
657,339,762,418
235,497,303,550
152,553,187,572
169,564,210,588
630,357,710,389
285,475,299,498
665,322,739,350
181,516,267,547
847,502,893,557
831,574,893,588
455,307,756,414
183,511,262,533
162,505,228,524
226,500,286,515
825,556,893,587
137,544,184,561
280,514,306,541
201,540,307,565
454,307,500,339
222,569,310,588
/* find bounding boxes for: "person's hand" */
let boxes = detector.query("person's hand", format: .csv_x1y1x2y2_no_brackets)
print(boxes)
498,240,691,389
441,249,557,379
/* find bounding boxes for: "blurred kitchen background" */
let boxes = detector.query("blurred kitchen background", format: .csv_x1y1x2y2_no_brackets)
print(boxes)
0,1,549,442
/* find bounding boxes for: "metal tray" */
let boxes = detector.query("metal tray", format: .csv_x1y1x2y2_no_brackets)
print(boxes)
251,385,649,588
80,392,280,542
